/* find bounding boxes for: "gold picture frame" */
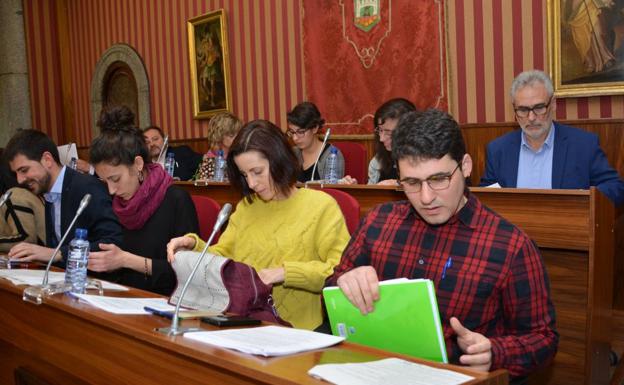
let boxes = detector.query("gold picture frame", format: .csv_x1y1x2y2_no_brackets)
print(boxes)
188,9,232,119
548,0,624,97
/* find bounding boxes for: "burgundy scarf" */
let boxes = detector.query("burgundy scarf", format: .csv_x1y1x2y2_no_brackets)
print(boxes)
113,163,173,230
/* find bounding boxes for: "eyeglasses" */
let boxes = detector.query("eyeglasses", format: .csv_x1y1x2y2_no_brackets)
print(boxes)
514,97,553,118
398,164,461,193
374,126,393,137
286,128,309,138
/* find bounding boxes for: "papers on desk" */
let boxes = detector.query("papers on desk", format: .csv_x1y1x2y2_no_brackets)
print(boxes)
184,325,345,356
0,269,128,291
484,183,501,188
73,294,175,314
308,358,474,385
57,143,78,166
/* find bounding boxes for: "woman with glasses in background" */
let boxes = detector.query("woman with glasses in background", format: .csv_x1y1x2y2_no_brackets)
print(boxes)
286,102,345,183
364,98,417,185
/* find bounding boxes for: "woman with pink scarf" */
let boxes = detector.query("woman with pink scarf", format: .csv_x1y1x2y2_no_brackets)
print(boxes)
88,106,199,295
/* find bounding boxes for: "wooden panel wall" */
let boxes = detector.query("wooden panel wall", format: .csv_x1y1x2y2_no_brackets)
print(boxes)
447,0,624,124
24,0,305,146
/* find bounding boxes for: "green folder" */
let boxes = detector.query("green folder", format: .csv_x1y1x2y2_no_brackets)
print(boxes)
323,278,447,363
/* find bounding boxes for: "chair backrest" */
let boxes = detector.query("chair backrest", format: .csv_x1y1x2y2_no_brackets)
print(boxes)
191,195,222,244
321,188,361,235
332,141,368,184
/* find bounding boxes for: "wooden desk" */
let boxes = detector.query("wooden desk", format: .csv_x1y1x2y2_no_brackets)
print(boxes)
179,182,617,385
0,279,506,385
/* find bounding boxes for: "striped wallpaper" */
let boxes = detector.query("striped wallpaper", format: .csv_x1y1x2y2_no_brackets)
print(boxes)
447,0,624,123
23,0,624,145
24,0,305,146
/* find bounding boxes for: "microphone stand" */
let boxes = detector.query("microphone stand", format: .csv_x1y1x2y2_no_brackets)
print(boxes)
156,135,169,165
306,128,331,188
22,194,101,304
157,203,232,336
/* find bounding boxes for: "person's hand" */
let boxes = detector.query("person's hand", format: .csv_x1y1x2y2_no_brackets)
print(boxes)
75,159,92,174
341,175,358,184
258,267,285,285
8,243,58,263
377,179,398,186
166,235,196,263
88,243,126,272
450,317,492,372
336,266,379,314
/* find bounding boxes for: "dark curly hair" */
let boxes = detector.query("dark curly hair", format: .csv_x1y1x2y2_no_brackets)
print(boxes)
373,98,416,175
287,102,325,130
90,106,149,166
392,109,466,165
227,120,298,203
97,105,136,132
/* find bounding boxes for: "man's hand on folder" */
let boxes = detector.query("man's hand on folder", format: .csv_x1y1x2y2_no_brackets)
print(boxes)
336,266,380,315
450,317,492,372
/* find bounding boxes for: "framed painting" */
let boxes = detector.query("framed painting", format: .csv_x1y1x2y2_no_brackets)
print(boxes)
548,0,624,97
188,9,232,119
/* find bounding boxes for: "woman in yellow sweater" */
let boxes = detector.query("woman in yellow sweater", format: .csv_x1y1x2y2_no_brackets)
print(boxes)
167,120,350,330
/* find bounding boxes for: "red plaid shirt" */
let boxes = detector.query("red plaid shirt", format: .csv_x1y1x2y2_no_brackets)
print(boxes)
329,192,558,378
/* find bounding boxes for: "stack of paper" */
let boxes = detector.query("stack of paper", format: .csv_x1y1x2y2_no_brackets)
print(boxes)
0,269,128,291
308,358,474,385
73,294,175,314
184,325,344,356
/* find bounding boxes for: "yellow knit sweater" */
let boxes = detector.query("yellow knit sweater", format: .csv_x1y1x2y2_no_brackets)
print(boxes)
191,188,350,329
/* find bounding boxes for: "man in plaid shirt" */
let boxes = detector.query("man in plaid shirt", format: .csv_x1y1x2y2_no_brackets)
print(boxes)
329,109,558,381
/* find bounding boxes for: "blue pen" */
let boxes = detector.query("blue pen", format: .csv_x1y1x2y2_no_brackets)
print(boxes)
441,257,453,280
144,306,174,319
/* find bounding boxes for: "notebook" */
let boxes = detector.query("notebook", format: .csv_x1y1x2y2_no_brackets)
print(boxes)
323,278,447,363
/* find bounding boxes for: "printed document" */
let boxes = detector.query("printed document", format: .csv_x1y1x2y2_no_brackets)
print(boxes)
184,325,344,356
0,269,128,291
73,294,175,314
308,358,474,385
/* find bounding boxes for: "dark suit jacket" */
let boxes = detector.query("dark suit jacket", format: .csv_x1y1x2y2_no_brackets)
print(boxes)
45,168,123,264
169,145,202,181
480,122,624,206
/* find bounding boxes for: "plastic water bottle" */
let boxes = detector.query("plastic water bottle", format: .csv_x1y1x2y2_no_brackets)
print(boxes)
69,157,77,170
165,152,175,177
213,150,226,182
324,147,339,184
64,228,89,294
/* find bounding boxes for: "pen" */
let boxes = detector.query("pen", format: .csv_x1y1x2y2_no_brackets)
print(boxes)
441,257,452,280
144,306,174,319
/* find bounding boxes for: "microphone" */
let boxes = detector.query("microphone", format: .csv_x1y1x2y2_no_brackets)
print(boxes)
157,203,232,336
308,128,331,184
157,135,169,164
0,190,13,209
22,194,92,304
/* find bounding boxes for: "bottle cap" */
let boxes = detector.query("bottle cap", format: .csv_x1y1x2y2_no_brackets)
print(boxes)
330,147,338,154
75,228,88,239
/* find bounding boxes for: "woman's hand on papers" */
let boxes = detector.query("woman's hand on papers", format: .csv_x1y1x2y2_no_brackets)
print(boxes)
8,243,59,263
89,243,127,272
258,267,285,285
166,235,196,263
450,317,492,372
336,266,380,315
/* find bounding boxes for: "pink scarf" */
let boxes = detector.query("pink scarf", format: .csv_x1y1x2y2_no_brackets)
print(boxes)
113,163,173,230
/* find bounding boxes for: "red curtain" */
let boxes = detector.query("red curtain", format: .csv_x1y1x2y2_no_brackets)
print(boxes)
303,0,448,134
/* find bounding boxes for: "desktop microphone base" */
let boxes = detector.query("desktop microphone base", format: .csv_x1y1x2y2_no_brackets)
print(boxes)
22,282,70,305
22,279,104,305
155,326,203,336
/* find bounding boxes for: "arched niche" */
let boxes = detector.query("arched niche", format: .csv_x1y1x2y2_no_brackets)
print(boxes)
90,44,150,136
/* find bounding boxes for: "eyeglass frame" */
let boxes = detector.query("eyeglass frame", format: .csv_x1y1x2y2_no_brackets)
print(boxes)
374,126,394,138
397,163,462,193
513,96,553,119
286,127,311,138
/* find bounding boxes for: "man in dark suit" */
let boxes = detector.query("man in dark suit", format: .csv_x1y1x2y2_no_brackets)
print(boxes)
143,126,202,181
4,129,123,265
480,70,624,206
